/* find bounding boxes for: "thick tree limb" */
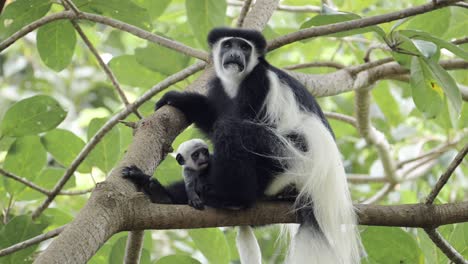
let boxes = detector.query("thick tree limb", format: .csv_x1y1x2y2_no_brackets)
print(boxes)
268,0,461,50
228,0,320,13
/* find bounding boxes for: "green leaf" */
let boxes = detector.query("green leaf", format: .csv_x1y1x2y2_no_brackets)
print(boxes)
41,129,92,173
412,40,437,59
74,0,152,30
36,20,77,72
133,0,172,20
362,227,422,263
189,228,230,264
0,0,51,38
410,57,444,118
399,29,468,61
406,8,450,38
424,58,462,115
0,215,48,264
301,12,385,38
87,118,120,173
3,136,47,194
186,0,227,48
135,43,190,75
371,82,402,126
108,55,163,89
109,236,127,264
17,168,76,201
156,255,202,264
0,95,67,137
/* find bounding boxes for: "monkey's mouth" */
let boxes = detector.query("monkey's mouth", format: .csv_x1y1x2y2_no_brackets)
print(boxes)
223,59,245,72
198,161,209,169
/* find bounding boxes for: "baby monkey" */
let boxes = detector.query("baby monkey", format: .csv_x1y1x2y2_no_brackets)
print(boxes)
122,139,210,210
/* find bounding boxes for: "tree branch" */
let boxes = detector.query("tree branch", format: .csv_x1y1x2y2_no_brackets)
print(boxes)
0,168,93,196
283,61,345,70
124,230,144,264
424,228,468,264
268,0,461,50
425,143,468,204
0,226,66,257
0,11,209,61
242,0,280,30
236,0,253,27
31,62,205,220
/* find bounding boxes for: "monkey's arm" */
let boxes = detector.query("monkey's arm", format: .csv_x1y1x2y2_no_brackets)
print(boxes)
122,166,186,204
155,91,217,134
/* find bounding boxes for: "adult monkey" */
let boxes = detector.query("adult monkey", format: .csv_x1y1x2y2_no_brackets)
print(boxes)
155,28,361,264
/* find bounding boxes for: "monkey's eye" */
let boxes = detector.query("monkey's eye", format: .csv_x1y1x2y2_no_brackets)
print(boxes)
191,152,199,160
241,43,250,51
201,149,209,156
222,41,231,49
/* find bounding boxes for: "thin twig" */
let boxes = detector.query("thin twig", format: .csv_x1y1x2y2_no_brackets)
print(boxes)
398,141,457,168
347,174,387,183
424,228,468,264
0,168,93,196
236,0,253,27
0,11,209,61
324,111,357,127
31,62,206,219
362,183,395,204
268,0,460,50
452,36,468,45
454,2,468,8
363,43,391,62
425,143,468,205
0,226,66,257
284,61,345,70
60,0,142,119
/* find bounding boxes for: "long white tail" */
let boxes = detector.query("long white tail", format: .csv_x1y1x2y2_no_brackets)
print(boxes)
236,226,262,264
285,116,362,264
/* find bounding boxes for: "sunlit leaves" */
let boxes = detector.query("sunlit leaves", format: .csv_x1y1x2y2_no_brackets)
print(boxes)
189,228,230,264
362,227,422,263
406,8,451,38
186,0,227,48
37,20,77,72
0,216,49,264
41,129,92,173
410,57,443,118
87,118,120,173
133,0,172,21
109,55,163,89
156,255,202,264
3,136,47,194
0,95,67,137
301,10,385,38
0,0,51,38
74,0,152,30
136,43,190,75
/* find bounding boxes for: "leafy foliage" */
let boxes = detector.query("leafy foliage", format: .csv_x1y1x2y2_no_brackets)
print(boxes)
0,0,467,263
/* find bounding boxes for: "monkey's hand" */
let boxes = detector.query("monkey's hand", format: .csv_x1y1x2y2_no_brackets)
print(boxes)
188,195,205,210
122,165,150,188
155,91,184,111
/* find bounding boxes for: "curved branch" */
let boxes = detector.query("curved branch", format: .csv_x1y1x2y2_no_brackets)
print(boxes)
425,143,468,204
0,226,65,257
236,0,253,27
284,61,345,70
424,228,468,264
268,0,460,50
0,11,208,61
31,62,205,219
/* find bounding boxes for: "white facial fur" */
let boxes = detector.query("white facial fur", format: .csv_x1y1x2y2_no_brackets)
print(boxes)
174,139,209,170
212,37,259,98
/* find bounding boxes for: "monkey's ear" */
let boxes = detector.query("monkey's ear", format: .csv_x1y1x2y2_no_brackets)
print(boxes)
175,154,185,165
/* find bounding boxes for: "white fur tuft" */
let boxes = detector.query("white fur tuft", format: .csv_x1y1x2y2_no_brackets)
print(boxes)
262,70,362,264
236,226,262,264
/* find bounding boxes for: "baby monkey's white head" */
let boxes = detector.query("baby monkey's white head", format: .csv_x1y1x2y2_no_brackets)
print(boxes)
173,139,210,171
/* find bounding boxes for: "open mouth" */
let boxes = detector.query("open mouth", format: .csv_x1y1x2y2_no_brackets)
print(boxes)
223,59,245,72
199,161,209,168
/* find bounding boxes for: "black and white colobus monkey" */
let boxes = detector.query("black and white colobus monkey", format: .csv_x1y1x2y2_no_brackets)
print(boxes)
155,27,361,263
122,139,210,209
123,139,262,264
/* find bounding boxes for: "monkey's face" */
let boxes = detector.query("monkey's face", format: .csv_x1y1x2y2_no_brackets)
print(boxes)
189,147,210,170
214,37,257,80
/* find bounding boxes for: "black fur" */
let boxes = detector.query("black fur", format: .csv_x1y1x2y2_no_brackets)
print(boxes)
208,27,267,55
153,28,332,209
